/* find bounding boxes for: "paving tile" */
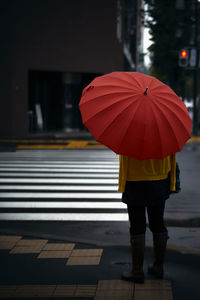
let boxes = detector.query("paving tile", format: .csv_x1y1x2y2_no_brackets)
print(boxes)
0,241,18,250
94,290,133,300
134,289,173,300
37,250,71,258
97,280,134,291
10,246,43,254
75,285,97,297
135,280,171,290
10,239,47,254
0,236,22,250
0,236,22,242
0,285,17,298
14,285,56,298
66,256,101,265
16,239,48,247
70,249,103,257
43,243,75,251
53,285,76,297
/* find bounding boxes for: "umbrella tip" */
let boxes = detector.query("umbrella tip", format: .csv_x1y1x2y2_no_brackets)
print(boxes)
144,87,148,95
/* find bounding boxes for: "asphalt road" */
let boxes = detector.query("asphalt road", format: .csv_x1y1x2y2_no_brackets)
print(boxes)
0,143,200,300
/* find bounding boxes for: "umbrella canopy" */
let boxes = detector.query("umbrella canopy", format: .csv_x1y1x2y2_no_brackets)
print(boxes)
79,72,192,160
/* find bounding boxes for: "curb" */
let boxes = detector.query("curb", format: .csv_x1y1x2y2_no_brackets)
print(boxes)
1,228,200,256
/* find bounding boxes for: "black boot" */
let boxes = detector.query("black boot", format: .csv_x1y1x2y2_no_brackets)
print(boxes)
122,234,145,283
148,232,168,279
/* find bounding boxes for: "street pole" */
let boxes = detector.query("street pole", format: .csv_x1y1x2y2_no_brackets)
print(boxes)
193,0,199,135
193,66,198,135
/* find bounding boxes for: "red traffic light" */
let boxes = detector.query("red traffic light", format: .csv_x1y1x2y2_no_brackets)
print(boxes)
180,50,188,58
178,49,189,67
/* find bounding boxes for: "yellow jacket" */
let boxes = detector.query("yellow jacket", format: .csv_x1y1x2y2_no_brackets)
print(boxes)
118,154,176,193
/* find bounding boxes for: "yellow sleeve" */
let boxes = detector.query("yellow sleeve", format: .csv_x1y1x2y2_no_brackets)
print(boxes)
118,155,128,193
170,153,176,192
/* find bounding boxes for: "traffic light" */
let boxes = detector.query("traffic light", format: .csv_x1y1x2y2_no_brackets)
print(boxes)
178,49,189,67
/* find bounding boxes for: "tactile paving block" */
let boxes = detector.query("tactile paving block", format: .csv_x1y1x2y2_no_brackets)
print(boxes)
43,243,75,251
16,239,48,247
37,250,71,259
0,236,22,250
13,285,56,298
134,289,173,300
97,280,134,291
135,280,172,290
53,285,76,297
70,249,103,257
94,290,133,300
0,286,17,298
10,246,44,254
0,236,22,242
0,241,19,250
66,256,101,265
75,285,97,297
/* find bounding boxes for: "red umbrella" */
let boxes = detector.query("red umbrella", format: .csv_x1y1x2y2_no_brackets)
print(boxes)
79,72,192,160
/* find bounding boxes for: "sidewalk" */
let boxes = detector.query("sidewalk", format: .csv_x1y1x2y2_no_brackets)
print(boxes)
0,221,200,255
0,130,200,151
0,229,200,300
0,130,94,152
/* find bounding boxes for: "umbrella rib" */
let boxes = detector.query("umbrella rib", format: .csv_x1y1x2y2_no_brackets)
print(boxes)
90,84,135,91
152,97,191,134
97,95,142,145
151,84,174,94
152,100,189,149
82,94,139,124
148,102,165,157
127,73,147,90
80,91,135,106
122,72,156,91
117,72,146,90
117,98,144,155
109,73,141,89
154,92,187,112
151,87,190,116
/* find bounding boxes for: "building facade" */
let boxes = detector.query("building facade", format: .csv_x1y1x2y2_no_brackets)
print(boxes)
0,0,142,138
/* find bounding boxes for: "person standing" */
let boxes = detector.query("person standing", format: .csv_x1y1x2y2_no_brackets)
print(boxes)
118,154,176,283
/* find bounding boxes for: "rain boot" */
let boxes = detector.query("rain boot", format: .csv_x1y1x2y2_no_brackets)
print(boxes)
148,232,168,279
122,234,145,283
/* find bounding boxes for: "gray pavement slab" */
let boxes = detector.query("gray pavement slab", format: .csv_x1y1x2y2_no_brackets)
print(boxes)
0,221,200,255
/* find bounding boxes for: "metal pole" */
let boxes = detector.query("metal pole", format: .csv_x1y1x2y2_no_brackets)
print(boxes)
193,0,198,135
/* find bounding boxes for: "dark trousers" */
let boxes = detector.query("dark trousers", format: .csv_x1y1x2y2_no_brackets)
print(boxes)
127,204,168,236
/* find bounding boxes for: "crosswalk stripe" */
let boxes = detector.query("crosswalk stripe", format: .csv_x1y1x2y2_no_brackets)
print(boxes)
0,167,118,173
0,185,118,191
0,201,126,208
0,192,121,199
0,163,119,169
0,149,197,222
0,172,118,178
0,149,124,221
0,213,128,221
0,150,117,158
0,161,118,165
0,178,117,184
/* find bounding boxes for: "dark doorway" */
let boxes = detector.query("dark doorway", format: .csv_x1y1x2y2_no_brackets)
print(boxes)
28,70,63,132
28,70,101,133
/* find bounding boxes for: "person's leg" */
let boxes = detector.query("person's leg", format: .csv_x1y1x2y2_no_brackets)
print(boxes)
147,204,168,278
147,203,167,234
128,205,147,235
122,205,146,283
